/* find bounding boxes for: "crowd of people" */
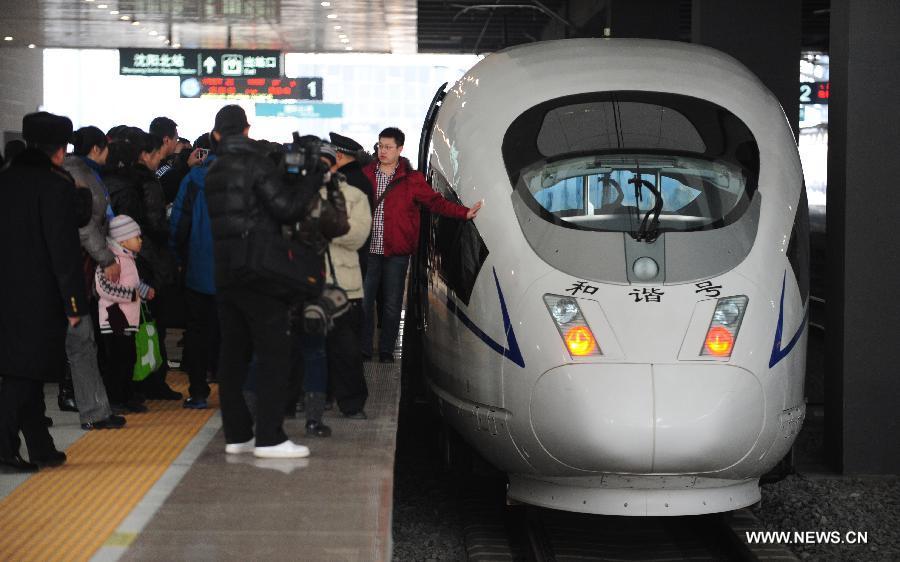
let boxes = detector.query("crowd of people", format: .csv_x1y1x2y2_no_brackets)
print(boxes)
0,104,480,471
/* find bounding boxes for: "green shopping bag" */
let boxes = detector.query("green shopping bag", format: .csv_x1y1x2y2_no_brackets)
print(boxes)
133,303,162,381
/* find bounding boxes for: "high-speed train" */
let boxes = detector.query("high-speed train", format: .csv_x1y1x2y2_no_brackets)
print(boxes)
402,39,809,516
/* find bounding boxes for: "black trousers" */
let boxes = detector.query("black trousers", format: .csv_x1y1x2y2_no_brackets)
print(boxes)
183,288,217,400
101,333,136,406
0,376,55,460
217,287,292,447
327,300,368,414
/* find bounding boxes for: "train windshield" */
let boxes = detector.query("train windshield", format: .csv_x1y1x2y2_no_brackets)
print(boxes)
502,92,759,235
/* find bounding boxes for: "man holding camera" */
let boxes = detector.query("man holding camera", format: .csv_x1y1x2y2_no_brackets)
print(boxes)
205,106,346,459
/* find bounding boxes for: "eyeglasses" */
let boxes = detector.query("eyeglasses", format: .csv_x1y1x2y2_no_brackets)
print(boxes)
375,143,398,151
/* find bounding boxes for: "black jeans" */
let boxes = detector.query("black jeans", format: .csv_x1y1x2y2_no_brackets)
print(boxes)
327,300,368,414
217,287,292,447
0,376,56,460
101,333,136,406
362,254,410,356
184,288,217,400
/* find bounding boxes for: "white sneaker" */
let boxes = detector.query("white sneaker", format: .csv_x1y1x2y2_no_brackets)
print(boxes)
225,438,255,454
253,440,310,459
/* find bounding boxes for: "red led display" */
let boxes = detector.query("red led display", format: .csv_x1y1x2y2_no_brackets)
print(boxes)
180,77,322,100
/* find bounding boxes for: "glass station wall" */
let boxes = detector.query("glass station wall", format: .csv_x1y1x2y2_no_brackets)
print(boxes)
42,49,478,157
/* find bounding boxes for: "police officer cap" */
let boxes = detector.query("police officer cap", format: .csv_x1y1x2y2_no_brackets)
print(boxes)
22,111,73,146
328,132,363,154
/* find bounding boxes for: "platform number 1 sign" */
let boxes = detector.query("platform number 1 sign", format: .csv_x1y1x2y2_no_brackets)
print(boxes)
298,78,323,101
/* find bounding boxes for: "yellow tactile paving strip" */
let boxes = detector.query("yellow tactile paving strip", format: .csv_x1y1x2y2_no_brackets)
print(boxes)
0,372,218,562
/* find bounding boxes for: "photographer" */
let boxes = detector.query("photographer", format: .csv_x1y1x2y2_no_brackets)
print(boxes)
205,105,346,459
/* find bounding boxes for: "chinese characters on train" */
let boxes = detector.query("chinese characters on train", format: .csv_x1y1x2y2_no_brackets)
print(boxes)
694,280,722,298
629,288,664,302
565,279,724,302
565,281,598,296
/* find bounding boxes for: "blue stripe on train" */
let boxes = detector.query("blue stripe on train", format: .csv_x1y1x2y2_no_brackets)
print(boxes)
769,271,809,368
442,267,526,368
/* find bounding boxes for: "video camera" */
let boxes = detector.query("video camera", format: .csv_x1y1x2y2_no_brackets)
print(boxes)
281,132,323,178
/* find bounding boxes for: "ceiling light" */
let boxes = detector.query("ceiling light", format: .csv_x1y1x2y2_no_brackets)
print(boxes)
164,39,170,44
120,15,130,20
148,30,157,36
321,1,331,6
345,46,353,51
132,20,140,26
3,36,13,41
173,43,181,48
340,38,350,43
338,34,347,39
28,44,36,49
97,4,108,8
84,0,95,3
326,13,338,19
334,25,342,30
110,10,119,15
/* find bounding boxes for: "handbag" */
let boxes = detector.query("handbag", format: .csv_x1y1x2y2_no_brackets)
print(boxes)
302,249,350,335
133,303,163,381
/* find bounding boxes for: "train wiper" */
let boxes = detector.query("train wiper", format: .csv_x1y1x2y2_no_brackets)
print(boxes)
627,176,663,242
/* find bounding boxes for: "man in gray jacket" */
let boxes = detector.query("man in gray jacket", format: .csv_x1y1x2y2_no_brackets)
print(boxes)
61,125,127,430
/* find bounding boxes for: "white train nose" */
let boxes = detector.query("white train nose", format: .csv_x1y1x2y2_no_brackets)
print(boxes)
530,363,764,473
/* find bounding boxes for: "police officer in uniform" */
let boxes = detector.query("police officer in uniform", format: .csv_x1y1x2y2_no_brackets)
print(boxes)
329,132,374,277
0,112,87,472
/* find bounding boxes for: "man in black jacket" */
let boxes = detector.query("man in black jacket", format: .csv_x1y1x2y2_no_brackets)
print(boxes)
0,112,86,472
150,116,203,204
206,105,337,459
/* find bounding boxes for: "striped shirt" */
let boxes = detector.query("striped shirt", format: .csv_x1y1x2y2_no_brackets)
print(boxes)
370,166,397,255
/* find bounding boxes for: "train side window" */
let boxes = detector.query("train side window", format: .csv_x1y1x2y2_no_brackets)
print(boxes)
787,187,810,303
430,173,489,305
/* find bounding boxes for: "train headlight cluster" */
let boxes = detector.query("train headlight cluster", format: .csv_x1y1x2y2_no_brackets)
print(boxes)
543,295,602,358
548,297,579,324
701,295,748,357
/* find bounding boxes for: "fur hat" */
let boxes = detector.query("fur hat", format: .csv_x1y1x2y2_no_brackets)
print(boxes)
109,215,142,243
22,112,73,146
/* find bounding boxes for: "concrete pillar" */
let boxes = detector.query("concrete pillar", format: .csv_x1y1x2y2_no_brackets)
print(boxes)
825,0,900,474
0,47,43,145
691,0,801,137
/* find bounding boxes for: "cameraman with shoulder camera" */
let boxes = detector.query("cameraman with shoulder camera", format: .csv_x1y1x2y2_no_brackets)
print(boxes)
205,105,342,459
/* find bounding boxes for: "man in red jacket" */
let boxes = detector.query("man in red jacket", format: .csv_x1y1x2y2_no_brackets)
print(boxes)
362,127,481,362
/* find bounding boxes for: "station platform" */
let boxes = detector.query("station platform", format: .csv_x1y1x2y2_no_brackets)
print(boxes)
0,361,399,562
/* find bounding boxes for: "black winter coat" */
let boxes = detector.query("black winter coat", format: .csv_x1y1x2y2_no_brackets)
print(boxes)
205,135,320,293
105,163,177,287
0,149,88,381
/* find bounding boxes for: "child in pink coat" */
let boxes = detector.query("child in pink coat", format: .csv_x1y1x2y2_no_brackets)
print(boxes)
96,215,155,413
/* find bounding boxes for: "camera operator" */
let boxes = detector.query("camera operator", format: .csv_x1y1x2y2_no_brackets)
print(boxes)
205,105,346,459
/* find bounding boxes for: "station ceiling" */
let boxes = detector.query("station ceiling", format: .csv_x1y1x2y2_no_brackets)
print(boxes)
0,0,831,54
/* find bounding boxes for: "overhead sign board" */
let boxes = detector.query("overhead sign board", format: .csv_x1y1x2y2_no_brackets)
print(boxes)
120,49,281,78
180,77,323,100
255,102,343,119
800,81,829,104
